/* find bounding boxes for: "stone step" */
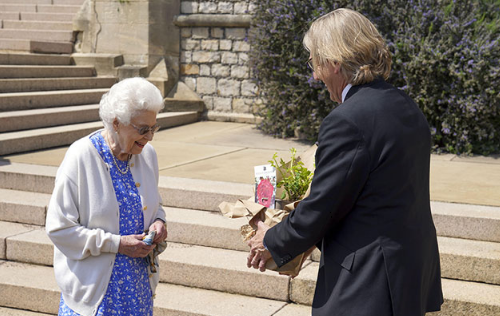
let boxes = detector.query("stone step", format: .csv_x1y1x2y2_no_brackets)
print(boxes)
6,196,499,287
0,88,107,111
0,0,51,4
0,163,251,208
0,104,100,132
0,65,94,78
1,220,262,287
0,111,199,155
0,307,53,316
0,39,72,54
165,206,248,252
2,20,72,31
2,224,500,315
0,189,49,226
159,243,290,301
431,201,500,243
293,262,500,315
0,260,295,316
0,161,498,243
435,279,500,316
158,177,252,212
0,163,58,194
0,12,20,21
0,4,37,13
19,12,75,22
4,202,500,286
36,5,81,14
0,52,71,65
0,29,75,42
2,222,51,266
0,221,39,260
0,77,116,93
438,236,500,285
53,0,85,5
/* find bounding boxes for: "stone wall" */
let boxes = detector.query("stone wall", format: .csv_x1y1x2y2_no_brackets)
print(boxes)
175,0,260,123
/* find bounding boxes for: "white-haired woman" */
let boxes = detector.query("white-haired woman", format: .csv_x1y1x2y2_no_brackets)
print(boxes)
46,77,168,316
248,8,443,316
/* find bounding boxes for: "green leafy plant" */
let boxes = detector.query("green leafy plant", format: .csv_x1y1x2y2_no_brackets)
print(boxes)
249,0,500,155
269,148,314,201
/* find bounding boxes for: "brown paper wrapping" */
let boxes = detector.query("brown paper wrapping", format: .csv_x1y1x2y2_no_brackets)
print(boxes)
219,199,305,276
218,144,318,277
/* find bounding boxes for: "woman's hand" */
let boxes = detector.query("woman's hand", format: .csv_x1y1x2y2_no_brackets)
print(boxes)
149,219,168,244
118,234,155,258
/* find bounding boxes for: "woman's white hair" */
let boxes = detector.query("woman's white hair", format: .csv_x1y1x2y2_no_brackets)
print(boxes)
99,77,165,131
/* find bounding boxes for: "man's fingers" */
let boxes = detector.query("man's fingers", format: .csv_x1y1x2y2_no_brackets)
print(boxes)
247,248,257,268
251,253,260,269
259,257,267,272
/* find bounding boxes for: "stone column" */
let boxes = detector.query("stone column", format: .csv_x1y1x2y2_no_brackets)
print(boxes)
75,0,180,95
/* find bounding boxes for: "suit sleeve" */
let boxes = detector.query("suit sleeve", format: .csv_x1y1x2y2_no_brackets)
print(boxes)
264,113,371,267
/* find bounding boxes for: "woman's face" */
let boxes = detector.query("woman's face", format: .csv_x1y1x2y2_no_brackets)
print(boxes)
113,110,157,160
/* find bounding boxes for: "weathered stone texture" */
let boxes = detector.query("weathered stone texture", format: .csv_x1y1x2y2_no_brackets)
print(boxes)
197,77,217,94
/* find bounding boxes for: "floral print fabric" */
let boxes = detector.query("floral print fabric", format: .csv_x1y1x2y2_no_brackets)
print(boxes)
58,132,152,316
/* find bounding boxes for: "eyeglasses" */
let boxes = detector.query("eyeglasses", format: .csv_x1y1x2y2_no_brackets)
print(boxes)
130,123,160,135
307,58,314,71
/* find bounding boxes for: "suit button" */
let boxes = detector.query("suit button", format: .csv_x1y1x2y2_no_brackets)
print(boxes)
143,206,148,211
131,163,134,167
136,182,141,187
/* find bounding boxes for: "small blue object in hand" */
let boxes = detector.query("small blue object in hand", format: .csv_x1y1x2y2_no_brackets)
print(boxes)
143,230,156,245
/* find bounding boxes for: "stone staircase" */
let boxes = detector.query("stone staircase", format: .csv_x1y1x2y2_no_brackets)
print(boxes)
0,0,200,156
0,161,499,315
0,0,84,54
0,51,199,156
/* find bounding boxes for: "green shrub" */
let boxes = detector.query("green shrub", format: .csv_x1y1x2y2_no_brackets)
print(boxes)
249,0,500,154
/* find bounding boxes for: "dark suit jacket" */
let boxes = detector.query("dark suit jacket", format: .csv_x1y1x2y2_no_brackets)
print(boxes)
265,79,443,316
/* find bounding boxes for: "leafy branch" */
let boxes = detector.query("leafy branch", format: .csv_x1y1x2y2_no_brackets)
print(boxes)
269,148,313,201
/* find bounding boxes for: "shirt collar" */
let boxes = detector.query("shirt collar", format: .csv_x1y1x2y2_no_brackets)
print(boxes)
341,84,353,103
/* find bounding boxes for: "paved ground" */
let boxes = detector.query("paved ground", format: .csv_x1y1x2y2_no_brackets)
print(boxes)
3,121,500,207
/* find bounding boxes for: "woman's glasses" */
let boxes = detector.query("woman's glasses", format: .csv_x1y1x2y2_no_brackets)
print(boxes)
130,123,160,135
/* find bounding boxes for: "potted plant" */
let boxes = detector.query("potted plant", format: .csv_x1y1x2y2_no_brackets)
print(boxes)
269,147,314,209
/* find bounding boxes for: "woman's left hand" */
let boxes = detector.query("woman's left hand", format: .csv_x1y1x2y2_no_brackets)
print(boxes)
149,219,168,244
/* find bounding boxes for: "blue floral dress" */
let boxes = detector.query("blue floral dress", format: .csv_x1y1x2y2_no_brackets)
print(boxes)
58,132,153,316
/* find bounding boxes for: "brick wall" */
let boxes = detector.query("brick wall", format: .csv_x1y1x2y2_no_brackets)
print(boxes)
177,0,260,122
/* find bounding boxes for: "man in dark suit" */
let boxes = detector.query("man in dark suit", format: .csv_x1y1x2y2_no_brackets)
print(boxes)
247,8,443,316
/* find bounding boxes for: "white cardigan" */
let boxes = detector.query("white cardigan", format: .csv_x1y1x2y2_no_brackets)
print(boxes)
46,131,166,316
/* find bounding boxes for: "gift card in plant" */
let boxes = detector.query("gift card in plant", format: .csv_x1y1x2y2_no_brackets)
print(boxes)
254,164,276,208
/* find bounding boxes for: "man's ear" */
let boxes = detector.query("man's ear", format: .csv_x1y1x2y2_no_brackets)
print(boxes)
330,61,341,74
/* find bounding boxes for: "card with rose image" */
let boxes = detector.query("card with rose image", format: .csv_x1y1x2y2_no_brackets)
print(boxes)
254,164,277,209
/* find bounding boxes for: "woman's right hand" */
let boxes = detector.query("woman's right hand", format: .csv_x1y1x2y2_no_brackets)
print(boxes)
118,234,155,258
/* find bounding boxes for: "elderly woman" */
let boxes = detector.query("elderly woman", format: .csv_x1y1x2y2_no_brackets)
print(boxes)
46,77,168,316
248,8,443,316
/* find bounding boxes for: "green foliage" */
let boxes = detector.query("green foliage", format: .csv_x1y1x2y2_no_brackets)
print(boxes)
269,148,314,201
249,0,500,155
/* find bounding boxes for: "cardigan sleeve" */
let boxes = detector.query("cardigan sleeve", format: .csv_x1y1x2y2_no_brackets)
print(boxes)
264,112,371,267
46,144,121,261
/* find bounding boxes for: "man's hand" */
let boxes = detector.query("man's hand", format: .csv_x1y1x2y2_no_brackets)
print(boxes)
118,234,155,258
149,219,168,244
247,219,272,272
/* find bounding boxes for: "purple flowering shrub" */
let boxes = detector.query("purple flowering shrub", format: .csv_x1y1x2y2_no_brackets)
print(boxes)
249,0,500,154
